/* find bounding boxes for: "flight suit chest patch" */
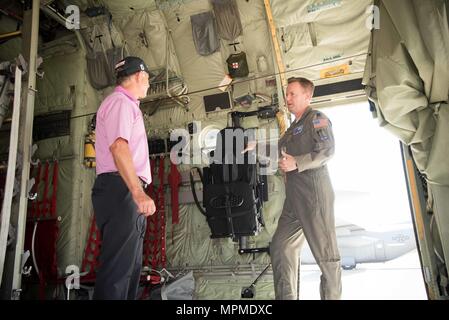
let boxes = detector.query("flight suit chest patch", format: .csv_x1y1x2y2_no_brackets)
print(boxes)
293,125,304,136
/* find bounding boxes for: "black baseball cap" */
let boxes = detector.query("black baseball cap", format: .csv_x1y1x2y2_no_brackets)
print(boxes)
114,56,150,78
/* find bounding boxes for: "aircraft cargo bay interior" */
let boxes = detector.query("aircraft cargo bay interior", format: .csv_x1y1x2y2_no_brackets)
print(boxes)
0,0,448,301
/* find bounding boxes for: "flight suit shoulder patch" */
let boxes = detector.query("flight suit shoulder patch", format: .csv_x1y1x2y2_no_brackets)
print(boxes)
312,113,331,142
312,118,329,129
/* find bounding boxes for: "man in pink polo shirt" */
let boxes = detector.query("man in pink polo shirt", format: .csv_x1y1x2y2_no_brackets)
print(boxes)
91,56,155,300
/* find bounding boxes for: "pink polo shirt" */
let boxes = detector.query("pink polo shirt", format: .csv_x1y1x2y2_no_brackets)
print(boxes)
95,86,152,184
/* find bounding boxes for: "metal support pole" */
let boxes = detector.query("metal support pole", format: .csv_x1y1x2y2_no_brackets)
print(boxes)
10,0,40,300
263,0,289,135
0,66,22,288
401,143,436,299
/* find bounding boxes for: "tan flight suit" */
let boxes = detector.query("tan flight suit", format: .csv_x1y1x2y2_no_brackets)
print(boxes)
271,107,342,300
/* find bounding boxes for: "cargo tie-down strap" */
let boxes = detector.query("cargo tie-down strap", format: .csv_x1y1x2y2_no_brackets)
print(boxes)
167,159,182,247
26,161,59,300
167,159,181,228
143,157,166,272
80,215,102,282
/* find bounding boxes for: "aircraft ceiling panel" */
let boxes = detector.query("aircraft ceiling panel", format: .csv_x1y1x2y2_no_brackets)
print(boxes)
104,0,157,15
161,1,226,93
270,0,373,28
114,10,178,73
271,0,372,89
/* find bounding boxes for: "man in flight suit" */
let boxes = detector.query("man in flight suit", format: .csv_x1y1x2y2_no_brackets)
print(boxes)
271,77,342,300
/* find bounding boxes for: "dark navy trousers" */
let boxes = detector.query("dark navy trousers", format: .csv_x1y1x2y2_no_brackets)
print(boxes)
91,174,146,300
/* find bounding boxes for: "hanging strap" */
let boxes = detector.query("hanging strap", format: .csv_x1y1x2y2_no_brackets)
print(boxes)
81,215,102,280
27,161,59,299
167,160,181,225
143,157,166,270
50,161,58,218
150,158,160,269
158,157,166,268
143,157,157,268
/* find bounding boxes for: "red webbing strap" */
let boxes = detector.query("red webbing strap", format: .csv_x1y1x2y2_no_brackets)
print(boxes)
37,220,59,300
167,160,181,246
139,272,162,300
142,157,166,270
27,163,40,294
150,158,162,269
150,157,158,269
38,162,50,300
38,273,45,300
0,172,6,206
29,162,59,300
50,161,58,218
50,161,59,287
147,157,166,269
81,215,102,280
143,158,157,268
167,160,181,225
158,157,166,268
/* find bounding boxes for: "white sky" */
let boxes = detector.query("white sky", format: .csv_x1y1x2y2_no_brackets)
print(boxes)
319,101,412,229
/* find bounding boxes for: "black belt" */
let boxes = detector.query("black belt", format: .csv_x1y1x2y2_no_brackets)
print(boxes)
99,171,121,177
99,172,148,188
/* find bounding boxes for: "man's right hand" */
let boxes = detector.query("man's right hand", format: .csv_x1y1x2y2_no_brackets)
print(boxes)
132,188,156,217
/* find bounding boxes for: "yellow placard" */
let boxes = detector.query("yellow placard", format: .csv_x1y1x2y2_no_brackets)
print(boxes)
320,64,350,79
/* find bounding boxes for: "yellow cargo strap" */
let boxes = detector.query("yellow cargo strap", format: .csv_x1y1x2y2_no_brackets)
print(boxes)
264,0,288,136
